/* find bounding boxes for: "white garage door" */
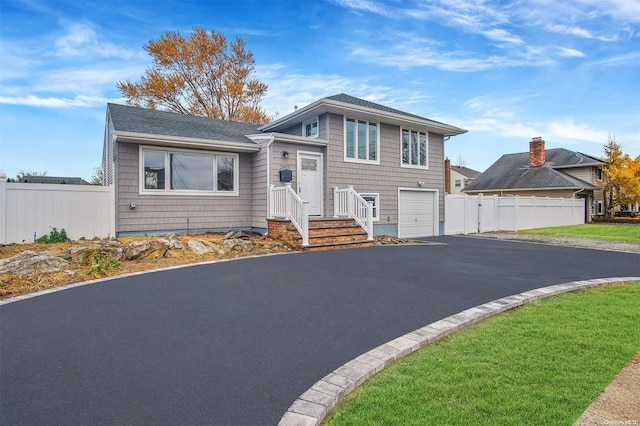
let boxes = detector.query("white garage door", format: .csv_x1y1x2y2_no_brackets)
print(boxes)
398,190,436,238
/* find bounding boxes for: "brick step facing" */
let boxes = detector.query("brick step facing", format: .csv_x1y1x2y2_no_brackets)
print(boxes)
276,217,374,251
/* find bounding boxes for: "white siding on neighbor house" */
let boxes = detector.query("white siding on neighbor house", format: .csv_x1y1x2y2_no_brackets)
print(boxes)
324,113,445,226
0,181,115,244
116,142,254,235
449,168,468,194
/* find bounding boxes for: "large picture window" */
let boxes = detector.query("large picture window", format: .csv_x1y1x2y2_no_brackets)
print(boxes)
141,148,238,195
345,118,379,163
401,129,428,168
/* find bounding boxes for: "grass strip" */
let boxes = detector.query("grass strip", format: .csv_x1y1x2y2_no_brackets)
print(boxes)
519,224,640,243
324,282,640,426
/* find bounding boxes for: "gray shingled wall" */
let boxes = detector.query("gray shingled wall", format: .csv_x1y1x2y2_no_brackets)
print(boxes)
324,113,445,224
116,142,253,234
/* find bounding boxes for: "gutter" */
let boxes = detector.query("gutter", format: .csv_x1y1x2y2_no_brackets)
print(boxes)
265,134,275,226
113,131,260,153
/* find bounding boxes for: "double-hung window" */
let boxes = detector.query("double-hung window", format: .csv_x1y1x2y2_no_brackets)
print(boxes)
345,118,379,163
401,129,428,168
141,147,238,195
303,118,318,138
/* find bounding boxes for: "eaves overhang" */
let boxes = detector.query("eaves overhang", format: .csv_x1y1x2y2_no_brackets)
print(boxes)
112,131,260,153
463,185,597,194
260,99,467,137
246,132,328,147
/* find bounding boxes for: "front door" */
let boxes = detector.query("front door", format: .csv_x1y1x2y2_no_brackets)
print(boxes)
297,152,323,216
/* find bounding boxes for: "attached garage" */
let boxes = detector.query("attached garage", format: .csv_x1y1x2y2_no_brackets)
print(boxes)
398,189,438,238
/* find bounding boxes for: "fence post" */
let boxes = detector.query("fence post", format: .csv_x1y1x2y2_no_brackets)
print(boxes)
366,201,374,241
0,172,6,244
301,201,309,246
347,185,354,218
477,193,483,234
513,196,520,231
269,184,275,218
333,187,339,218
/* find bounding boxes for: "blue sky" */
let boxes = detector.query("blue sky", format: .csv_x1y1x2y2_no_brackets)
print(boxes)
1,0,639,181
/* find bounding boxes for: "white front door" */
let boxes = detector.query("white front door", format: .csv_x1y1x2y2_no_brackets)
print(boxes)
297,152,323,216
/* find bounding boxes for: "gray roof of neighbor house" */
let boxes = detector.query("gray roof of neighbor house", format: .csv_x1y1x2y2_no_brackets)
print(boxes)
451,165,481,179
463,148,604,192
19,176,90,185
107,103,260,145
260,93,467,136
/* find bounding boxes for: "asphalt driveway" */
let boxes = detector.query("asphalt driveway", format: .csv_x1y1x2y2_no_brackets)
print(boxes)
1,236,638,425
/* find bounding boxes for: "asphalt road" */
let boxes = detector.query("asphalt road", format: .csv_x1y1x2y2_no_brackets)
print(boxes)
1,236,639,425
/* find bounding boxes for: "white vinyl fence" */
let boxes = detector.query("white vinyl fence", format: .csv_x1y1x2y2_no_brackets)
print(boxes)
0,176,115,244
445,194,584,235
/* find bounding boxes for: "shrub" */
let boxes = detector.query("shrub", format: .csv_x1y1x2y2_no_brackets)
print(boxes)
90,254,119,277
36,228,70,244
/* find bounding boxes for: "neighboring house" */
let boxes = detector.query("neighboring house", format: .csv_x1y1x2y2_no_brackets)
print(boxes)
446,162,481,194
102,93,467,240
462,137,606,221
18,176,90,185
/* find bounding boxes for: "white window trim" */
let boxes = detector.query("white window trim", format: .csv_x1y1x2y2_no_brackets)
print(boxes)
359,193,380,222
302,117,319,138
138,145,239,196
400,128,429,169
343,117,381,165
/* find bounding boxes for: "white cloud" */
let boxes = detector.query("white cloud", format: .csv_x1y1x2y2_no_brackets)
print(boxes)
545,119,609,143
482,29,524,44
53,21,141,59
545,24,617,42
557,47,586,57
0,95,118,108
587,51,640,66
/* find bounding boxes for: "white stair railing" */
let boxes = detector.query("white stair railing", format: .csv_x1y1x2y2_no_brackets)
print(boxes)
269,183,309,246
333,186,374,241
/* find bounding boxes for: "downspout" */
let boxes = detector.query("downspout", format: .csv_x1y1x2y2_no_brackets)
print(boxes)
265,134,275,232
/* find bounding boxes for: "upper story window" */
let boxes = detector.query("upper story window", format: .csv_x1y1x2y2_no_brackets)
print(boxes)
345,118,379,164
455,180,462,188
303,118,318,138
141,147,238,195
401,129,428,168
595,168,604,181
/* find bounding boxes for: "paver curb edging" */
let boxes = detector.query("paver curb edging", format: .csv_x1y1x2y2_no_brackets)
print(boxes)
279,277,640,426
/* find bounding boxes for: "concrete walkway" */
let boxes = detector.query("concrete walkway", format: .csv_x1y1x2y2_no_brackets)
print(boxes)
1,236,639,425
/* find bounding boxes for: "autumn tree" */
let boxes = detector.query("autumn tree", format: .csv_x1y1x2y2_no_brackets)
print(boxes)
602,134,640,216
117,28,269,124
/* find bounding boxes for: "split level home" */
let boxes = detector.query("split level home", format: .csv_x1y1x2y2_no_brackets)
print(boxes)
102,93,467,248
462,137,606,221
444,160,481,194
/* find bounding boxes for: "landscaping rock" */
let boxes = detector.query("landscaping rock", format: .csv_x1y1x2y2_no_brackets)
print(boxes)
223,238,253,252
187,239,225,256
158,234,184,257
67,240,124,264
124,240,171,260
0,250,69,275
224,231,252,240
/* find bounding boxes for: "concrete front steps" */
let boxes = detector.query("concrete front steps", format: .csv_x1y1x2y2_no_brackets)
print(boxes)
266,217,375,251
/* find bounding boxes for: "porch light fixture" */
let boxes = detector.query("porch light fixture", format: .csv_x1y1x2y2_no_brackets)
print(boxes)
282,151,289,159
418,181,425,187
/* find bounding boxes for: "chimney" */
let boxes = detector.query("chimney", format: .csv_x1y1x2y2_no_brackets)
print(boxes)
444,158,451,194
529,137,545,167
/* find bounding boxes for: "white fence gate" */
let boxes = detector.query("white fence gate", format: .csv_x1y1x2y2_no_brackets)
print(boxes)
445,194,584,235
0,176,115,244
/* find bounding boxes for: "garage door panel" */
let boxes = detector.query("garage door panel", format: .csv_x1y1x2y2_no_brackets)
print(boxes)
398,190,436,238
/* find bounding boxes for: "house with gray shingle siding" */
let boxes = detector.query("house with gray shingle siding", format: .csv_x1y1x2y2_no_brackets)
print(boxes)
103,93,467,238
463,137,606,221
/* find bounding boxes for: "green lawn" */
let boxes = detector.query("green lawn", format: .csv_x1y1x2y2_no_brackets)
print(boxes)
519,224,640,243
323,282,640,426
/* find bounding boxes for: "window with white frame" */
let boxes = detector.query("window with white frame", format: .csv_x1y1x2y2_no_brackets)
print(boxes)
401,129,428,168
303,118,318,138
345,118,378,163
595,200,603,215
595,168,604,181
360,193,379,221
455,180,462,188
141,148,238,194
